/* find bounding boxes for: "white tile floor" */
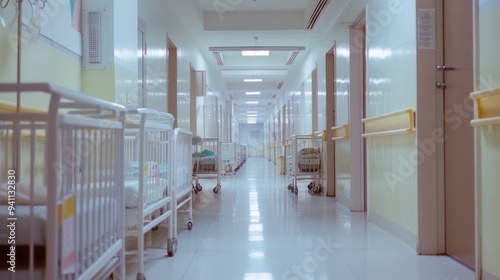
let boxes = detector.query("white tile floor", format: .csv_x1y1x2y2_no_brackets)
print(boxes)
125,157,474,280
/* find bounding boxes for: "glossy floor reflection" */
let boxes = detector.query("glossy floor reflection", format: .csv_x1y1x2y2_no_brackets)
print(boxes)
125,157,474,280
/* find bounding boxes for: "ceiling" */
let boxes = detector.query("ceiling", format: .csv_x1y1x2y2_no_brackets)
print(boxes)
172,0,334,124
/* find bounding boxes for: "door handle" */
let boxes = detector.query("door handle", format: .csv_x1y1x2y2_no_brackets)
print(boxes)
436,82,446,89
437,65,456,71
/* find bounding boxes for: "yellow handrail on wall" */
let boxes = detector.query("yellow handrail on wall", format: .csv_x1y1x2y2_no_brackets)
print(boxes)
331,124,349,141
362,108,415,138
470,87,500,127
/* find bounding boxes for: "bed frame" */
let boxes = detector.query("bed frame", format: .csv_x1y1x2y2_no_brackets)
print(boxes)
173,128,194,235
122,108,175,280
192,137,222,193
0,83,126,280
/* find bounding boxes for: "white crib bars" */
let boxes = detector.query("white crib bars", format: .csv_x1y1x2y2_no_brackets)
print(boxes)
0,83,127,280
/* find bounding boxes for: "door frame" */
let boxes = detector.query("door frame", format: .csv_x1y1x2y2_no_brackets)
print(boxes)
349,11,366,212
325,44,336,197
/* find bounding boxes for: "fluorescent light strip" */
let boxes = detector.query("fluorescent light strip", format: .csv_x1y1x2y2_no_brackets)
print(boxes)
246,101,259,104
247,114,258,117
244,78,263,82
245,92,261,95
247,111,258,113
213,52,223,65
286,51,299,65
242,50,270,56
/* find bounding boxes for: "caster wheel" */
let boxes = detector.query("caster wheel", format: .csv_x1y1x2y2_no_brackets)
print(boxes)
213,184,221,193
187,221,193,230
152,226,158,231
287,184,292,190
312,186,319,193
197,184,203,191
167,238,177,256
307,182,314,190
294,187,298,195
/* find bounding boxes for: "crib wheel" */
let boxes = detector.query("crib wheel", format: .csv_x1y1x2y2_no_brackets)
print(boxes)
287,184,293,191
196,184,203,191
187,221,193,230
213,186,218,193
152,226,158,231
294,186,298,195
167,238,176,256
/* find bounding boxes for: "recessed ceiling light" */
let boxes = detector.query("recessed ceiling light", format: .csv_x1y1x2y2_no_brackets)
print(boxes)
244,78,263,82
245,92,261,95
246,101,259,104
247,111,258,113
242,50,270,56
247,114,258,117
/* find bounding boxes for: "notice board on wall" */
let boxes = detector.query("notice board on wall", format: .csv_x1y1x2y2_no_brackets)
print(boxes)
21,0,82,56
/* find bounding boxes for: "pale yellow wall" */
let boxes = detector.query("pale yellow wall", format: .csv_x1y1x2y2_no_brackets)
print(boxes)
478,1,500,278
478,126,500,278
365,0,418,235
0,27,82,91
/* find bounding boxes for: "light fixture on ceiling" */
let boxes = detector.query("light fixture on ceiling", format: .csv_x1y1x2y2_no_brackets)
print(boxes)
286,51,299,65
247,117,257,124
247,114,258,117
246,101,259,104
213,51,223,65
242,36,269,57
247,111,258,113
245,92,261,95
244,78,263,82
242,50,269,56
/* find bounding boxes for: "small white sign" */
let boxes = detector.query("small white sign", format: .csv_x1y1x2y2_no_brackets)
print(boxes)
417,8,436,49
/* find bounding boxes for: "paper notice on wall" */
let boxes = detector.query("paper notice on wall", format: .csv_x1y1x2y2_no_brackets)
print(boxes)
59,195,76,274
417,8,436,49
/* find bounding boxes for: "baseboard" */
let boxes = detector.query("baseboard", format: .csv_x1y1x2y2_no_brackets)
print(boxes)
368,211,417,249
483,270,500,280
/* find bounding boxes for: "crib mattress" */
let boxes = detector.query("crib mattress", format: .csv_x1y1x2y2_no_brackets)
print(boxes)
124,178,168,208
0,198,116,246
0,205,47,245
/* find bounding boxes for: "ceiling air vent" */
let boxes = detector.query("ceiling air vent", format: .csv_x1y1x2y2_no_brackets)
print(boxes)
305,0,330,30
276,82,284,89
272,94,277,99
213,52,224,65
287,51,299,65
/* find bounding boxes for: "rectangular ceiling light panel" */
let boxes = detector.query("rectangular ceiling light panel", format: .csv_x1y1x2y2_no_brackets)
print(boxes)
221,69,288,76
242,50,270,56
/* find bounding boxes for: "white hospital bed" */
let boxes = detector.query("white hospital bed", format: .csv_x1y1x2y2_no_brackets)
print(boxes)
0,83,127,280
122,108,175,280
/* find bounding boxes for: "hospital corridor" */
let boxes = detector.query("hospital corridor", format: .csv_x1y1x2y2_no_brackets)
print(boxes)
1,0,500,279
